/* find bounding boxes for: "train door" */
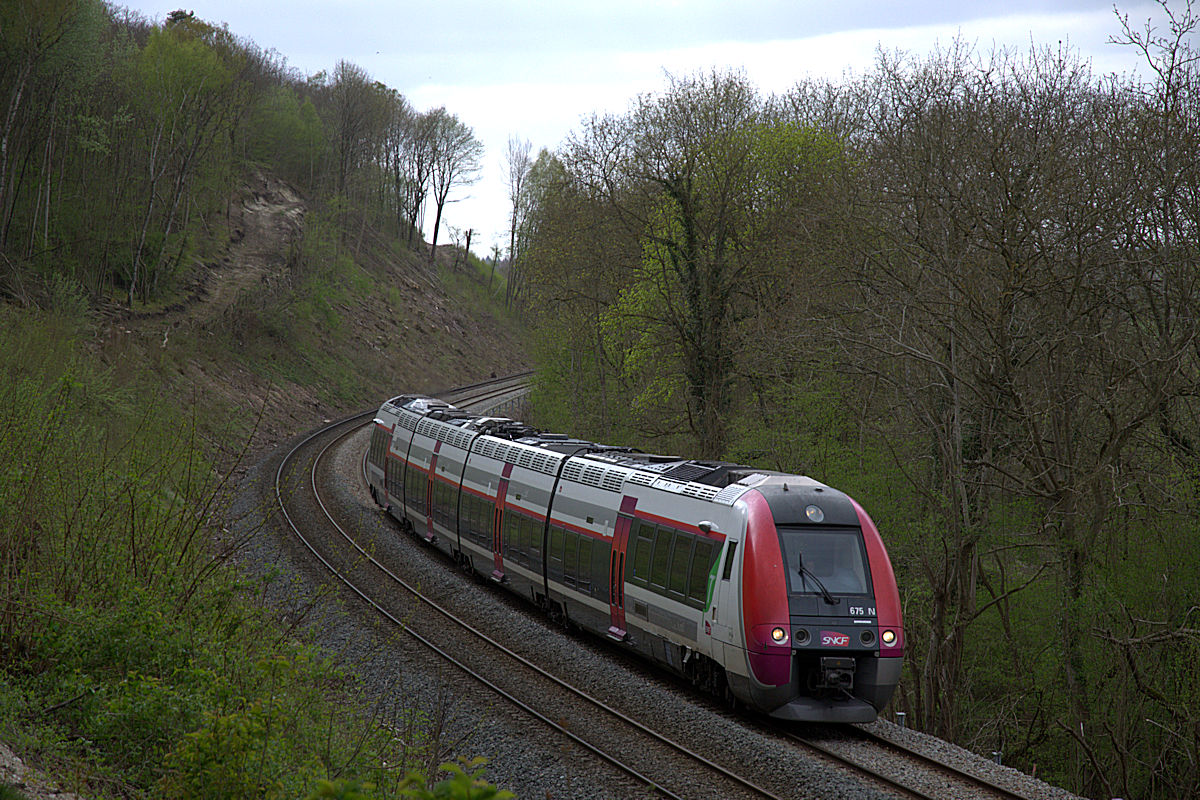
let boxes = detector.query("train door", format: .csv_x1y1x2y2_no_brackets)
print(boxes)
709,538,740,657
608,496,637,641
491,463,513,581
423,440,441,542
382,455,391,507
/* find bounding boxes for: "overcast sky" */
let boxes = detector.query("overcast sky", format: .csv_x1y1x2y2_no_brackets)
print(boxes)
118,1,1169,255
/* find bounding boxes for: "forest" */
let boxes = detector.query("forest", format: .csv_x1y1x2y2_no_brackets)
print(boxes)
516,6,1200,800
0,0,484,309
2,3,510,798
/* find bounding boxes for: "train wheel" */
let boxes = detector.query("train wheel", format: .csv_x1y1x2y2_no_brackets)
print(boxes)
720,675,741,711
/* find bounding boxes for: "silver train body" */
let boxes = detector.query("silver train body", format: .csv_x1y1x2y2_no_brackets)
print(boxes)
365,394,904,722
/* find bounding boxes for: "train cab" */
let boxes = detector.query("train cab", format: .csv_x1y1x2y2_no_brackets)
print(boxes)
735,476,903,722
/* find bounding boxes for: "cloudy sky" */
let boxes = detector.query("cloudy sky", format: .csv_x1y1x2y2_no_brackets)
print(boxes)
118,1,1167,254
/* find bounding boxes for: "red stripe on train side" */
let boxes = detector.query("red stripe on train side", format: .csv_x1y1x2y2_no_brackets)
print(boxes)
461,483,497,504
852,498,904,657
632,509,724,541
740,490,792,686
547,517,613,541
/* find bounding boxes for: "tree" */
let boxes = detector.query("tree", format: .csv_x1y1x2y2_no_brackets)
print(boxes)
563,71,843,457
0,0,83,253
320,60,387,198
425,107,481,265
398,108,436,246
504,135,532,307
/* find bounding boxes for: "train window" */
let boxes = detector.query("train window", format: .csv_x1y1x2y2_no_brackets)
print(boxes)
688,539,715,606
668,533,693,597
777,527,870,596
369,428,388,466
528,522,539,567
433,482,443,524
630,524,653,588
526,517,540,565
578,536,593,592
633,525,652,587
437,480,455,526
563,531,578,587
502,512,517,555
405,466,424,510
479,497,491,543
594,540,610,599
721,541,738,580
461,495,474,541
523,516,536,566
550,525,564,563
650,528,672,589
386,458,402,500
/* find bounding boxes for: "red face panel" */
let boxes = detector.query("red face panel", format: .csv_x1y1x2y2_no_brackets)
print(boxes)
851,498,904,656
740,490,792,686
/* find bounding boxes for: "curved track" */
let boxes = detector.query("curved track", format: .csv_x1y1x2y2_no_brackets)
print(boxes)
272,375,1041,800
781,725,1032,800
274,378,790,800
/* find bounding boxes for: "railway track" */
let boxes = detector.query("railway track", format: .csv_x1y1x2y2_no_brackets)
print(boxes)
781,724,1032,800
275,378,790,800
270,375,1048,800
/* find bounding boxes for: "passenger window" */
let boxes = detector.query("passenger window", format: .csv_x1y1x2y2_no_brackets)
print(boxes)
688,539,715,605
578,536,593,592
529,518,542,556
550,525,564,562
668,532,693,596
563,532,578,587
503,512,516,553
650,528,672,589
631,525,653,587
519,515,530,553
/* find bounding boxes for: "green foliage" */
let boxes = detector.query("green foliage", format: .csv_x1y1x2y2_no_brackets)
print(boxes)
398,758,515,800
304,759,513,800
249,86,328,185
525,28,1200,794
0,310,508,798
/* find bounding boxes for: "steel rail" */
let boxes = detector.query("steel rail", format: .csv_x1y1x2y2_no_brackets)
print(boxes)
775,723,1032,800
275,378,786,800
847,725,1031,800
780,729,942,800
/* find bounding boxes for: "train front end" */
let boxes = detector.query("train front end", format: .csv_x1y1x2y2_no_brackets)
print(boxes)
738,477,903,722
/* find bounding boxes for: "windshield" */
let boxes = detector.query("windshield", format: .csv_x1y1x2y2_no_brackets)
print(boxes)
777,527,870,596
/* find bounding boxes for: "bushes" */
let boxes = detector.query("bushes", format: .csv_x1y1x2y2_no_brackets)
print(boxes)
0,309,507,798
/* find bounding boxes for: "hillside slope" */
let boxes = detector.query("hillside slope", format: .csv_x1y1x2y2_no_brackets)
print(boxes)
0,170,527,800
98,169,528,452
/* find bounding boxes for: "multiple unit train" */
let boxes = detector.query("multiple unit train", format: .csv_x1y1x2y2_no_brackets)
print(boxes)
365,393,903,722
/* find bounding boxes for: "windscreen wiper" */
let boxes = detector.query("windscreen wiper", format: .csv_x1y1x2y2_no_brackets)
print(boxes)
798,553,840,605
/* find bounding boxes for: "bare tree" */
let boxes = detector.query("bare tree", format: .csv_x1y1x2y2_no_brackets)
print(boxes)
504,135,532,307
399,108,436,247
322,60,387,197
425,107,482,265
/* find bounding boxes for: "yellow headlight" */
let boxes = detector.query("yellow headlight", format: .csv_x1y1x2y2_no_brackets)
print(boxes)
882,629,896,645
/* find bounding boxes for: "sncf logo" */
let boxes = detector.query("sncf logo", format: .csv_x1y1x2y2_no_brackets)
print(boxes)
821,631,850,647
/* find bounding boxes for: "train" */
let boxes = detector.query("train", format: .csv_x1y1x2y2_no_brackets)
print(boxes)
364,393,903,722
